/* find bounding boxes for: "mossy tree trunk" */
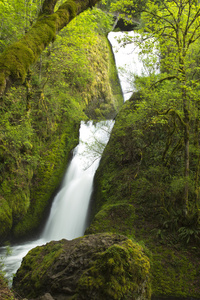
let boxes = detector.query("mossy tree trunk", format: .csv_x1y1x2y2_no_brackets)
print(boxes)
0,0,100,96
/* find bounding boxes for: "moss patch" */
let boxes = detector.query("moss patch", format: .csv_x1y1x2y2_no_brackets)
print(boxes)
86,203,135,237
151,248,200,298
77,238,151,300
0,197,12,241
13,240,64,298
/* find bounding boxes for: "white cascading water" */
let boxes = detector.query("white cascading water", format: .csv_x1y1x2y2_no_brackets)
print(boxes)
108,31,144,101
42,120,114,241
0,120,114,284
108,31,159,101
0,31,153,285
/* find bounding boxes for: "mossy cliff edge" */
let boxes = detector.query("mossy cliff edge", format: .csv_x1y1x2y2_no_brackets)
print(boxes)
0,9,123,243
87,95,200,299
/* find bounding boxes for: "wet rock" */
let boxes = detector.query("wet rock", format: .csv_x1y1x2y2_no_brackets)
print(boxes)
39,293,54,300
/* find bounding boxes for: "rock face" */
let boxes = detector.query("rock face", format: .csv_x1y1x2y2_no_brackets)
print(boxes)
13,233,151,300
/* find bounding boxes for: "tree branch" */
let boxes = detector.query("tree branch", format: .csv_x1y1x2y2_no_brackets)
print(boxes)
151,75,179,88
0,0,100,97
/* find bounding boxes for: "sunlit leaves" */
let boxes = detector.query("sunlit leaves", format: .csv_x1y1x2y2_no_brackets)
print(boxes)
0,0,42,52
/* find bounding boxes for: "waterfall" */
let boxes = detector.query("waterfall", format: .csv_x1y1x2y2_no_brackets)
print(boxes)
41,120,114,241
108,31,144,101
0,30,150,285
108,31,159,101
0,120,114,284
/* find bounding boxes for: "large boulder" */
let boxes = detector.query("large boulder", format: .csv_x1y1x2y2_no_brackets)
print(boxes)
13,233,151,300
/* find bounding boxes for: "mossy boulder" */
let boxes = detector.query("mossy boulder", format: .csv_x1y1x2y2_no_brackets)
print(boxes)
13,233,151,300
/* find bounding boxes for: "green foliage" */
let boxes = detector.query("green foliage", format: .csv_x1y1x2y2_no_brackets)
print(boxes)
178,225,200,244
112,0,200,219
0,198,12,240
0,0,107,95
92,7,113,34
110,0,148,20
0,0,42,52
0,244,16,300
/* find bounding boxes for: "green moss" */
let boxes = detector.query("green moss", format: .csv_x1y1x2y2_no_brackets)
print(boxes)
0,44,34,83
0,72,6,93
58,0,77,18
151,248,200,298
77,239,151,300
82,33,123,120
13,129,79,238
15,240,64,298
86,203,135,237
0,11,59,92
0,172,31,227
0,197,12,239
0,0,81,92
107,38,124,112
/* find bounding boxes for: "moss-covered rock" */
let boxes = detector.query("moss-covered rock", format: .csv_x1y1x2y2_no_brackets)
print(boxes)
13,233,151,300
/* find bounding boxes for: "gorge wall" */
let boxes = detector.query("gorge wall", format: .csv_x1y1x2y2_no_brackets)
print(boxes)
0,8,123,243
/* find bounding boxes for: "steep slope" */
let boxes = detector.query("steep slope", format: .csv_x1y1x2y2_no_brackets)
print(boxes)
87,94,200,298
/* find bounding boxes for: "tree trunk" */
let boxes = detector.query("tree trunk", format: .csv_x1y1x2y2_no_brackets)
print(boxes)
182,86,190,217
0,0,100,96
